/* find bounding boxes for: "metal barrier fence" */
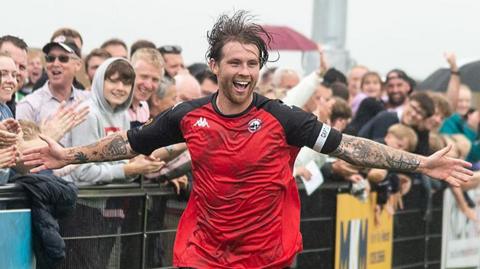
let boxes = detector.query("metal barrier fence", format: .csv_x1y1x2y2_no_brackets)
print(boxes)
0,179,444,269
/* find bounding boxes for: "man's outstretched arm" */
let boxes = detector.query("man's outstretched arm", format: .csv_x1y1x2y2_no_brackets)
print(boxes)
328,134,473,187
22,132,138,172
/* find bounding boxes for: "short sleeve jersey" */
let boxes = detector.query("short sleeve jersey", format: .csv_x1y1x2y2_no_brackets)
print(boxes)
127,93,342,269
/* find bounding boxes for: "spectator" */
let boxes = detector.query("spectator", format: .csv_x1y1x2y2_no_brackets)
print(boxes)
129,48,164,128
0,53,18,120
60,58,164,269
384,69,415,114
0,53,19,183
423,92,452,132
440,53,480,163
16,38,89,147
281,45,331,108
68,58,164,184
368,124,418,219
330,82,349,102
272,68,300,90
443,52,469,115
158,45,185,78
330,97,352,132
347,65,369,112
0,35,28,115
84,48,111,84
101,38,128,58
359,91,434,155
258,66,277,87
345,72,385,135
148,77,177,118
188,63,218,96
51,28,83,50
33,28,88,91
174,73,201,102
18,48,45,100
130,39,156,58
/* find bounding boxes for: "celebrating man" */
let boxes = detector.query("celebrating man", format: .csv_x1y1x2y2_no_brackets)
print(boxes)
23,11,472,269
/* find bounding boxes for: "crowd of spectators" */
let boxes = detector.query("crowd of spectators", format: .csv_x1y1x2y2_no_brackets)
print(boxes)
0,25,478,267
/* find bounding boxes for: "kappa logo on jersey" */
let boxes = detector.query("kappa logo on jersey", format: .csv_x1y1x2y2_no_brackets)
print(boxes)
194,117,210,128
248,118,262,133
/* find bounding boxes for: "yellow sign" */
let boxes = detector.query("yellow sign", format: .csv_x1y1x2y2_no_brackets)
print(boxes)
334,193,393,269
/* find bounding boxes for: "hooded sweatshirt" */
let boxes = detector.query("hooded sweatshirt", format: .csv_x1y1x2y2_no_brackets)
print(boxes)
65,58,135,185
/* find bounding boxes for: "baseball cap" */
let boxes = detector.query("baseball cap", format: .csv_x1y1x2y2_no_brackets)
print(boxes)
42,35,81,57
386,69,416,92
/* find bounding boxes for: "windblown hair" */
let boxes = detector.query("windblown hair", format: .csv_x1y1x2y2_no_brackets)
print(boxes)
206,10,271,68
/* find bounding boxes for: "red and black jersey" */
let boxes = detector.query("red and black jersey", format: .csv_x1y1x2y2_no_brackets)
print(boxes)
127,93,342,269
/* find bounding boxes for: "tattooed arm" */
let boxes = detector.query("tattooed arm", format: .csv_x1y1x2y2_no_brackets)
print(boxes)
22,132,138,172
65,132,136,163
330,134,420,172
151,143,187,162
329,134,473,186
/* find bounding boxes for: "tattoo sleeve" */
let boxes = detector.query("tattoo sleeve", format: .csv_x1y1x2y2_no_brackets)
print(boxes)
66,132,138,164
330,134,421,172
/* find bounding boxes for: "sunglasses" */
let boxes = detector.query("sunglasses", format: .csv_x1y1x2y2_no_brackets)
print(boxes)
45,54,77,63
158,45,182,54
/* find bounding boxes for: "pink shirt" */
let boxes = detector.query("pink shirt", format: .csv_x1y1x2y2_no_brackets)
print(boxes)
128,101,150,124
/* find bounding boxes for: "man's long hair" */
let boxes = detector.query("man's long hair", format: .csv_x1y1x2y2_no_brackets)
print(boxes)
206,10,271,68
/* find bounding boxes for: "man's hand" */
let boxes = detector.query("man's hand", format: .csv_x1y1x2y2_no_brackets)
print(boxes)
169,175,189,195
417,145,473,187
124,155,165,176
317,43,329,76
0,145,17,169
21,134,68,172
0,118,21,134
332,159,360,178
41,100,89,141
444,52,458,72
0,119,21,149
295,166,312,181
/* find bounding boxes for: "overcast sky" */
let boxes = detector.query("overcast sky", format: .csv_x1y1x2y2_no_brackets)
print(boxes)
3,0,479,79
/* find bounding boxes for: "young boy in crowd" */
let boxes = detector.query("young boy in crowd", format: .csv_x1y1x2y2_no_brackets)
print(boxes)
368,124,418,218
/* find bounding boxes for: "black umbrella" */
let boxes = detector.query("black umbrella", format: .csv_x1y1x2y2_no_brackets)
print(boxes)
457,60,480,91
418,60,480,92
417,68,450,91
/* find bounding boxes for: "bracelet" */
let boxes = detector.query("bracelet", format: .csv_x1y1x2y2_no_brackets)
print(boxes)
451,70,460,76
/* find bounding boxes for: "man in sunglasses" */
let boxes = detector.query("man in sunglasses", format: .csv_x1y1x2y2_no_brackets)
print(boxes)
16,37,89,147
158,45,185,78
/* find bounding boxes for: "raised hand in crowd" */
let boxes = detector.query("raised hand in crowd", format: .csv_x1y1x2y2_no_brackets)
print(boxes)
40,100,89,141
444,52,461,111
317,43,329,76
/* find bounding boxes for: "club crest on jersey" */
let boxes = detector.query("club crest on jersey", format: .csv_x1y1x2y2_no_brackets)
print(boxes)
248,118,262,133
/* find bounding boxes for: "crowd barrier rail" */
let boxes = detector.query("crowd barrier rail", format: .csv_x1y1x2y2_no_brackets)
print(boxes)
0,179,451,269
